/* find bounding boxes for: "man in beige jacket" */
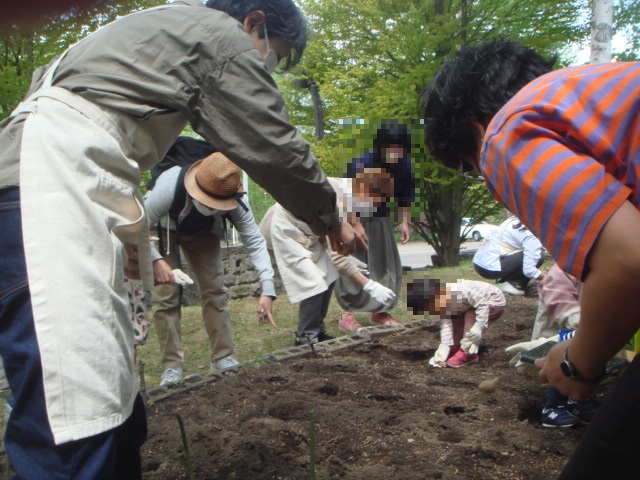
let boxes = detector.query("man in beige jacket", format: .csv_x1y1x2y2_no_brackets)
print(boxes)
0,0,362,477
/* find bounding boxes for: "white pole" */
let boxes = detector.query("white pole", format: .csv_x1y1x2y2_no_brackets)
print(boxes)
590,0,614,64
243,171,250,207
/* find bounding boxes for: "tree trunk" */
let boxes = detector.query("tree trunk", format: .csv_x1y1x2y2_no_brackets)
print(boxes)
308,81,325,140
430,181,465,267
590,0,613,63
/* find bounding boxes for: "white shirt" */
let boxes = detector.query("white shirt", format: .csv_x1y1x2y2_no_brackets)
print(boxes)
439,280,506,345
473,216,544,280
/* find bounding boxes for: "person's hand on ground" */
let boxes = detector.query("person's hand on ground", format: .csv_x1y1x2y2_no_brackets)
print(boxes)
460,337,479,354
428,344,450,367
505,336,555,356
464,322,485,343
153,259,175,284
363,279,396,308
505,336,557,368
257,296,276,327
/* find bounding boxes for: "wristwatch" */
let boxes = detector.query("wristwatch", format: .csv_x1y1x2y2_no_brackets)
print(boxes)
560,346,606,383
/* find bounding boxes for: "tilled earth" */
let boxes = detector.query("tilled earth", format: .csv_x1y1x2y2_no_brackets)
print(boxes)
141,295,606,479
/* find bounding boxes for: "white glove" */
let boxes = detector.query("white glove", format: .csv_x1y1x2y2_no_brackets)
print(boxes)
504,336,555,356
464,322,485,343
173,269,194,286
504,336,560,374
505,335,560,364
428,344,450,368
349,256,369,273
460,337,479,354
363,279,396,308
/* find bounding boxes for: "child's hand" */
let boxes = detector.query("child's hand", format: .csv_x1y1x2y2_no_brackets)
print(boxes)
460,338,479,354
464,322,485,343
428,344,450,368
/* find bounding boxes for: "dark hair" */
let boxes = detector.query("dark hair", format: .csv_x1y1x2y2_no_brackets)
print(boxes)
206,0,308,71
406,278,442,315
373,120,411,165
375,120,411,150
421,40,555,170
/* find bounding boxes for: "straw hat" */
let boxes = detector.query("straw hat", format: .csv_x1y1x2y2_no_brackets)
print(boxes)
184,152,245,211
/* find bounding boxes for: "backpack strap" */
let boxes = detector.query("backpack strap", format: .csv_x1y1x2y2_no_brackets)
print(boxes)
169,166,190,223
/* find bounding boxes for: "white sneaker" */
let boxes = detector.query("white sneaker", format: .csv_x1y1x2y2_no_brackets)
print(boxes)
497,282,525,296
160,367,183,386
209,356,240,375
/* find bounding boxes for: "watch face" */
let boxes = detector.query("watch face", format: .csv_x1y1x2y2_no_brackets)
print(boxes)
560,359,573,378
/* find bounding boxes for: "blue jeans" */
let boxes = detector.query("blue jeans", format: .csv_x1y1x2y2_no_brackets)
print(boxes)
0,187,147,479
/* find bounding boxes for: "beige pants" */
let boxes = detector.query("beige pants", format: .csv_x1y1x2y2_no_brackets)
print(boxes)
152,229,232,370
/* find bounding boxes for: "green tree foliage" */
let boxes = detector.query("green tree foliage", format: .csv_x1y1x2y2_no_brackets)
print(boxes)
3,0,638,262
613,0,640,61
281,0,591,265
0,0,160,118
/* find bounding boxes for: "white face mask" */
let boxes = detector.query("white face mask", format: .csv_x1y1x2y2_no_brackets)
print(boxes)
386,151,402,162
192,199,217,216
263,25,279,74
352,199,378,218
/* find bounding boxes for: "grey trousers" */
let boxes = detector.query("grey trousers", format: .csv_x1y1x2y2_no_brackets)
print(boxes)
334,216,402,312
296,282,335,343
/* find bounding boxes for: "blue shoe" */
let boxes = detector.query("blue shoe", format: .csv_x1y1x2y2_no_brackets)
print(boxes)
541,407,581,428
567,399,597,425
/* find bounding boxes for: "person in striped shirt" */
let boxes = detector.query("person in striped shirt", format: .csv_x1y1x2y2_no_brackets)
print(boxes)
422,39,640,478
407,278,506,368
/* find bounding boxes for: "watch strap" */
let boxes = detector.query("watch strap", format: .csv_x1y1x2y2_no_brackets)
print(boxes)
561,346,606,383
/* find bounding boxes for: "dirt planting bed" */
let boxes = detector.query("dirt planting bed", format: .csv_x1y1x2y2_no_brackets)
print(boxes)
141,295,603,479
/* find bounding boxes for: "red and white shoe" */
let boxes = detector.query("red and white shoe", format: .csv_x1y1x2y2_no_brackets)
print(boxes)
338,312,362,332
446,350,479,368
447,345,460,359
370,312,400,326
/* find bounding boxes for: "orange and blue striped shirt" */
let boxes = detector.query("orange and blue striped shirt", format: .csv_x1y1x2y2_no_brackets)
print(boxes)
481,62,640,279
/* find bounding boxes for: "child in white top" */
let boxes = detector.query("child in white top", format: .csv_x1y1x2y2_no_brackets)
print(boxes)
407,278,506,368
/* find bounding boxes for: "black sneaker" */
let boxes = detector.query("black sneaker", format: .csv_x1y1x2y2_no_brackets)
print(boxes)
294,335,312,346
318,332,335,342
294,332,335,346
541,407,581,428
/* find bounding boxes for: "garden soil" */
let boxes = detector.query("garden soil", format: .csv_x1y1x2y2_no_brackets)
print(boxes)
141,294,610,480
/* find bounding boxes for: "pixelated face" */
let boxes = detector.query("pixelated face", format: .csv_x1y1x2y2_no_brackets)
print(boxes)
429,287,450,315
353,167,394,213
384,144,405,164
350,168,395,218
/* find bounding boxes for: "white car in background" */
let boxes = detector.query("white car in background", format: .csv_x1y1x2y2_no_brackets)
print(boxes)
460,217,498,242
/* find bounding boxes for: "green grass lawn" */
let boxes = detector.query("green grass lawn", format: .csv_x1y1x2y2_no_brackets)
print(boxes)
135,260,488,386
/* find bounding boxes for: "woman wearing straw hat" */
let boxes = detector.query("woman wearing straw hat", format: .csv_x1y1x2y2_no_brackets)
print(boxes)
144,151,277,386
